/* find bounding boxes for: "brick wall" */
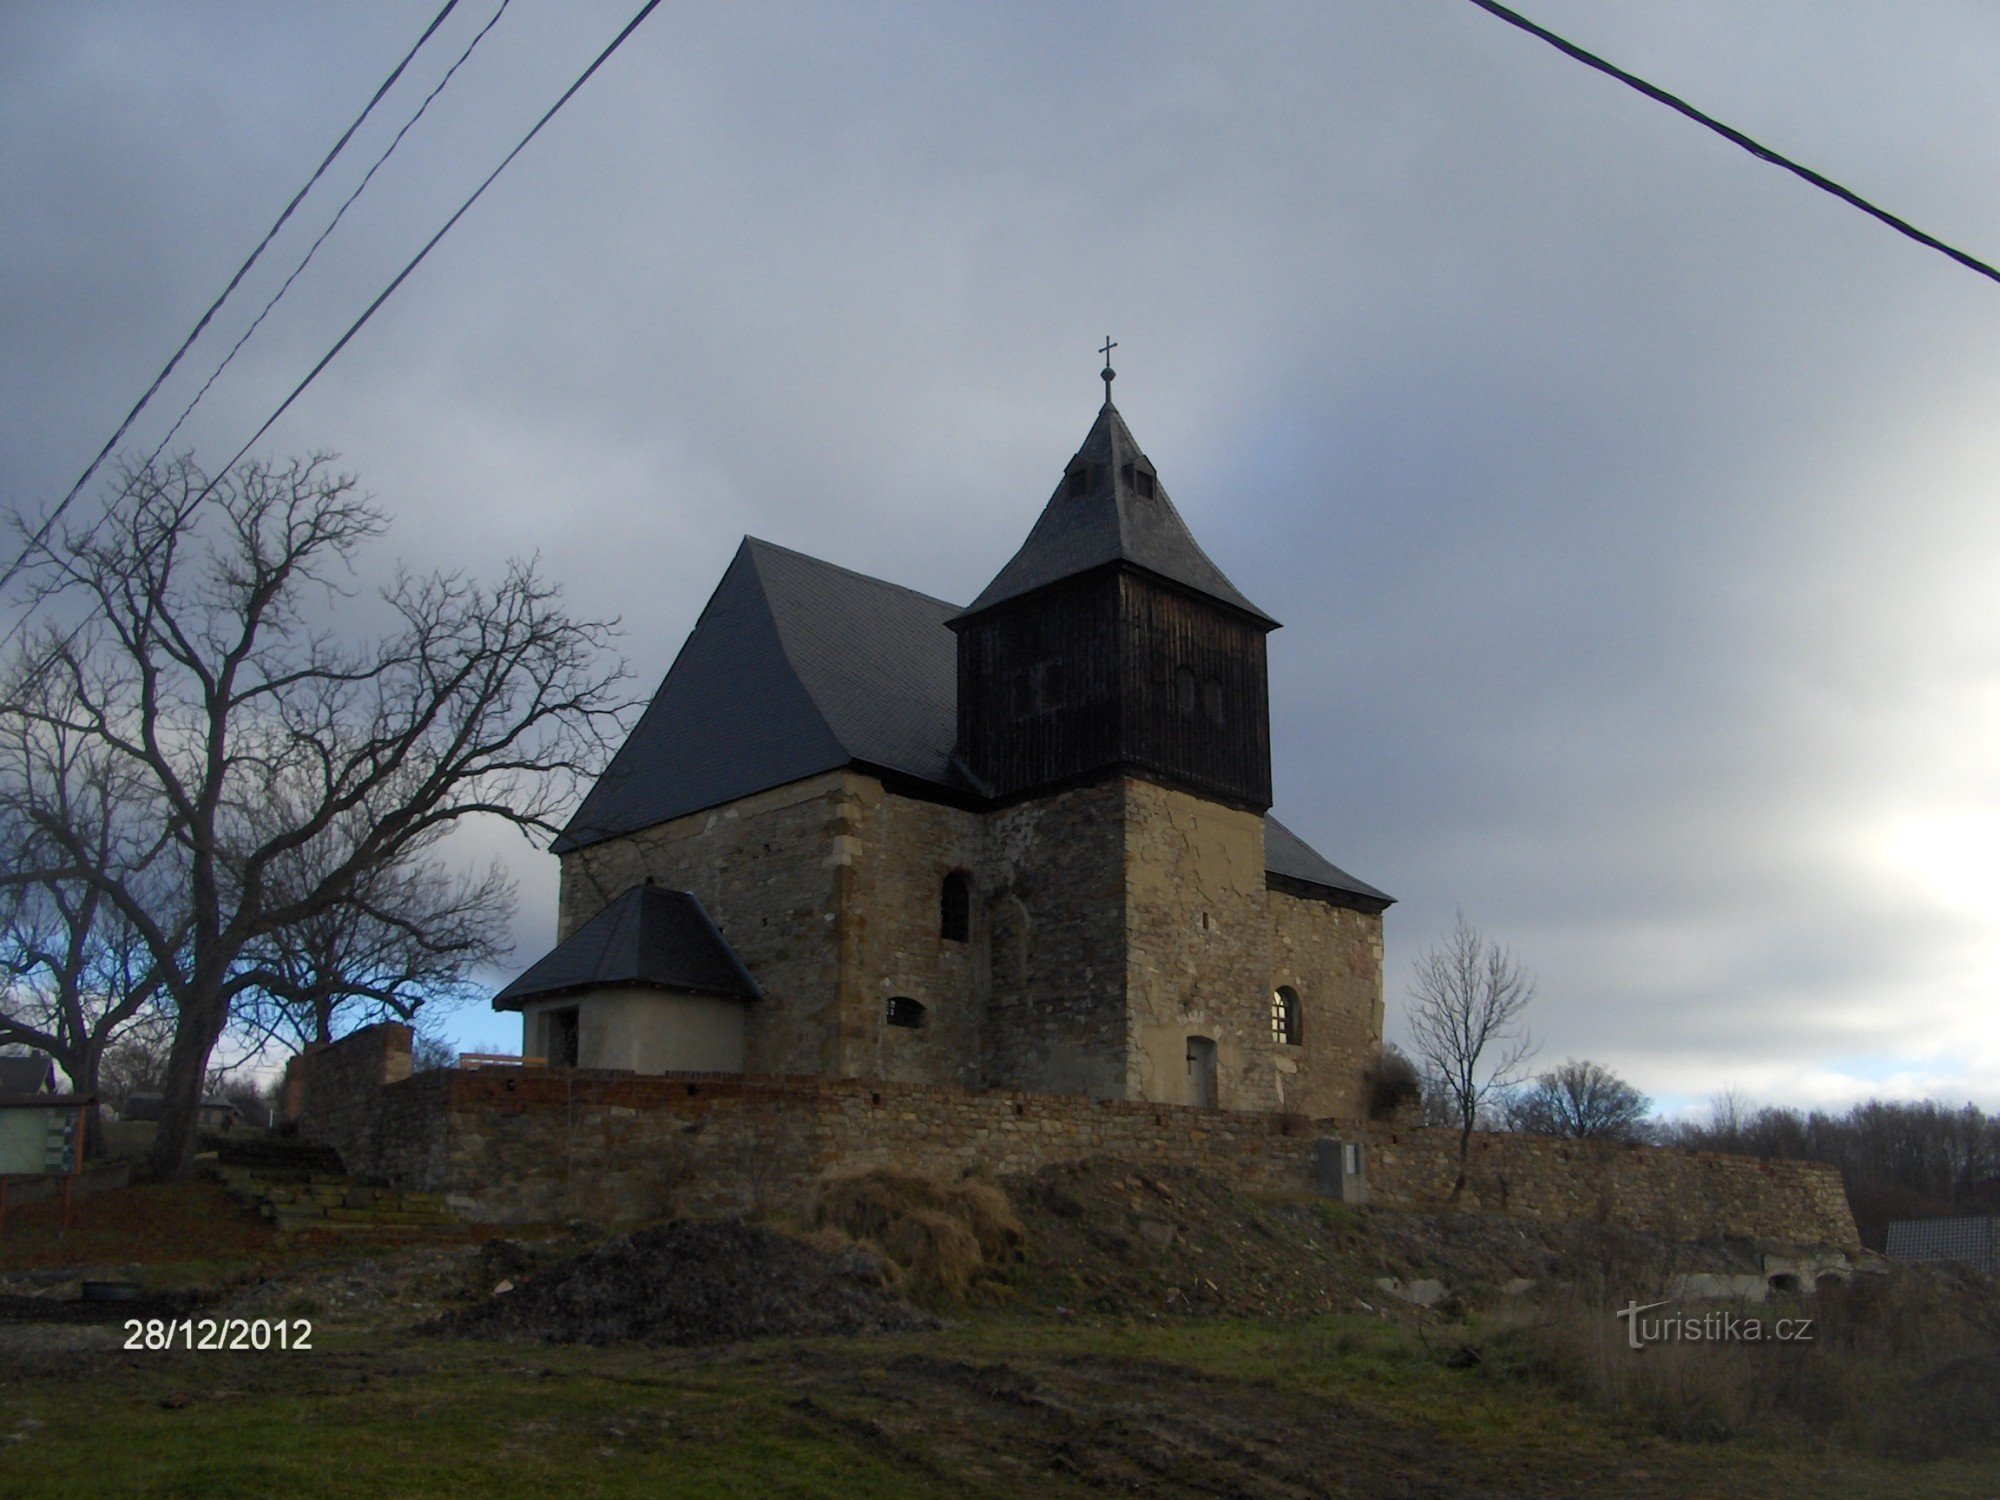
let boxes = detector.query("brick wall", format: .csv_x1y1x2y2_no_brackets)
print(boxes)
294,1059,1856,1249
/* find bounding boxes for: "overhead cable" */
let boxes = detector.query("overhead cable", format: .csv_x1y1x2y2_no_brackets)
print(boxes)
1465,0,2000,288
15,0,465,595
210,0,665,481
145,0,516,469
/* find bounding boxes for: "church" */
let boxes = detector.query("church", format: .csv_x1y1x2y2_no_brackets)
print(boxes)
494,377,1393,1119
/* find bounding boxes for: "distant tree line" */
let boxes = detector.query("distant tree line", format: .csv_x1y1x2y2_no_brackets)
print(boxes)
1660,1096,2000,1249
1392,917,1997,1248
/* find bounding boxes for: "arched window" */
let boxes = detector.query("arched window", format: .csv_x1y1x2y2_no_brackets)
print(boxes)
1271,986,1301,1047
940,872,971,943
1204,676,1225,724
886,996,927,1029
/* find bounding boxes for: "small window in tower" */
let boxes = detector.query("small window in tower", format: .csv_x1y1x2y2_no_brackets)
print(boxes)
1066,463,1092,497
1204,676,1225,724
1134,468,1156,499
1174,665,1198,716
940,872,971,942
887,996,927,1029
1272,987,1302,1047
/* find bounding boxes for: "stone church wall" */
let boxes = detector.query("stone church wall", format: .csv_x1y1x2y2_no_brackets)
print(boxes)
1122,781,1276,1110
980,780,1130,1099
556,772,853,1075
1267,890,1383,1120
834,778,986,1087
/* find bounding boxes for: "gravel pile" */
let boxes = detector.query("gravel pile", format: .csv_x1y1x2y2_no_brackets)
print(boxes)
437,1219,938,1346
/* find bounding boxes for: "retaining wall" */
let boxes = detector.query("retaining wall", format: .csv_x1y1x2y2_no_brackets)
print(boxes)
294,1024,1857,1248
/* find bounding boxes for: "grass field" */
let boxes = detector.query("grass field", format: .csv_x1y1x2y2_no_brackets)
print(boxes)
0,1170,1993,1497
4,1314,1996,1499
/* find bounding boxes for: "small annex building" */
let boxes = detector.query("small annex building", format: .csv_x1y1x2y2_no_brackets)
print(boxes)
498,391,1393,1117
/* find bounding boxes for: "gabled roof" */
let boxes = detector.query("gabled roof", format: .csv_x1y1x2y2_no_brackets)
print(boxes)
0,1056,53,1095
557,538,968,852
1264,817,1394,909
954,402,1277,627
494,886,761,1010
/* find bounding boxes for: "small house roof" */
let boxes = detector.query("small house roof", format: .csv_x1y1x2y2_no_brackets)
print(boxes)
494,885,762,1010
0,1057,54,1096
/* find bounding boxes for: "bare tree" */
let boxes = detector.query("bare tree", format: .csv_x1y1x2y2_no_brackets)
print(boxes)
0,455,630,1178
0,712,179,1150
230,823,513,1052
1506,1058,1651,1142
1405,912,1536,1198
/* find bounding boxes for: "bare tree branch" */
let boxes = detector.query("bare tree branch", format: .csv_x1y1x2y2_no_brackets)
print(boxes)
0,454,635,1178
1405,911,1537,1199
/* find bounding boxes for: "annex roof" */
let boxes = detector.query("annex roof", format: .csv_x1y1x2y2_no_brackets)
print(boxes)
954,402,1277,627
1264,817,1394,909
493,885,761,1010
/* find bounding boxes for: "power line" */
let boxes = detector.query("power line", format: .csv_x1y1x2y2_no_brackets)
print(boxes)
1464,0,2000,288
18,0,466,587
211,0,665,480
145,0,515,469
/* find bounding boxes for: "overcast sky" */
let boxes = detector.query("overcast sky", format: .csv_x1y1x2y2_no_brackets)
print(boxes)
4,2,1996,1114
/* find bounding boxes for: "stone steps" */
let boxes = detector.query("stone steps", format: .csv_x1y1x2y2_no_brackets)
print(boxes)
205,1159,457,1236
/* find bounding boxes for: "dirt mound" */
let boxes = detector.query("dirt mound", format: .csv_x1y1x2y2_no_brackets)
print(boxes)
437,1219,938,1346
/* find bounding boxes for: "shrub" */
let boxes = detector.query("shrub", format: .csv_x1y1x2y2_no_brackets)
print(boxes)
814,1168,1024,1299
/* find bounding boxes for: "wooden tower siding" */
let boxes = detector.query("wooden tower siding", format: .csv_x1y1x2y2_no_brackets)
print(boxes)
955,567,1272,811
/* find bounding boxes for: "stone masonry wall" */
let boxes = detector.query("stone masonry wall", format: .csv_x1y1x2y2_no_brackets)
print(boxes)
557,773,851,1076
837,778,986,1088
1267,889,1383,1121
981,780,1129,1098
300,1063,1857,1249
1366,1125,1859,1249
1123,780,1274,1110
290,1023,448,1185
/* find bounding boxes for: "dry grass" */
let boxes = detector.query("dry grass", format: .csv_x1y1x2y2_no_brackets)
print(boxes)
813,1168,1024,1299
1481,1262,2000,1460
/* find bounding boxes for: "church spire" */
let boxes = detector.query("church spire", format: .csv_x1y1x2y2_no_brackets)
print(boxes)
953,397,1276,628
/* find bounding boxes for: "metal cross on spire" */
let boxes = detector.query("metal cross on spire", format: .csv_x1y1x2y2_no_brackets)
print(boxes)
1099,336,1117,403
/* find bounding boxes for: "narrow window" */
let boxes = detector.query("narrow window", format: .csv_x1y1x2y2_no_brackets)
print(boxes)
1271,986,1301,1047
1039,660,1064,710
1204,676,1225,724
886,996,927,1029
940,872,971,942
1174,665,1198,716
545,1006,580,1068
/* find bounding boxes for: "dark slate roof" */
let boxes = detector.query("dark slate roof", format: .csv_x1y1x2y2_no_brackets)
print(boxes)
494,886,761,1010
557,537,968,852
0,1057,53,1095
1885,1215,1998,1274
1265,817,1394,907
955,402,1277,627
